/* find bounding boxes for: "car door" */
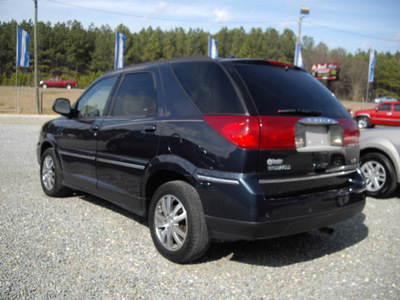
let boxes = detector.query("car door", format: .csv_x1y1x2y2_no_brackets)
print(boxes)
391,103,400,126
373,103,392,125
96,69,163,214
57,75,118,194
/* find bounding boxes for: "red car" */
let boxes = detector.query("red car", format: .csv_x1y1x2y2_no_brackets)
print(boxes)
39,76,77,89
354,102,400,128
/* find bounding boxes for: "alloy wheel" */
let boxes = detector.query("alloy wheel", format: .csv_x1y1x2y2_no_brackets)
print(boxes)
361,160,386,192
42,155,55,191
154,194,188,251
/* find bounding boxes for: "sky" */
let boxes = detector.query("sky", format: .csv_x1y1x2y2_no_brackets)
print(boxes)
1,0,400,54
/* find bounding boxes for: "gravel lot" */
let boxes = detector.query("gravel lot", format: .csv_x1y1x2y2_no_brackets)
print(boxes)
1,114,399,299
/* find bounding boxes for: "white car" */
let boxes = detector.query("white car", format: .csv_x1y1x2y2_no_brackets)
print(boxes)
360,127,400,198
374,96,398,103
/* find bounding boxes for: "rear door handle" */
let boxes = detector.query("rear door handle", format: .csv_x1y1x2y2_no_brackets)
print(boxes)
90,125,99,132
142,125,156,133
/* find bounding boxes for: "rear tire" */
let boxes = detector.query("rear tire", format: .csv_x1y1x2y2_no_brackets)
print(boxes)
361,152,397,198
40,148,69,197
149,181,209,263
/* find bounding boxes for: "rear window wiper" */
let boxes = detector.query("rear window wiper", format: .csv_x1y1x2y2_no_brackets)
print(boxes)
277,109,323,116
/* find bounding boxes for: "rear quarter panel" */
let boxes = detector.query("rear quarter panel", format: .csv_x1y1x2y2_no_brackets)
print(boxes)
360,128,400,183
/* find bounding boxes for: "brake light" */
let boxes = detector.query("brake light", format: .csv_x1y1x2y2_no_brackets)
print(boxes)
260,116,300,149
204,116,357,150
204,116,260,149
340,119,360,146
265,60,293,67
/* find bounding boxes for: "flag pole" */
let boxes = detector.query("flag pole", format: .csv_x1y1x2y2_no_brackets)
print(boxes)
208,36,210,57
34,0,40,114
15,24,19,113
114,30,117,69
366,49,370,106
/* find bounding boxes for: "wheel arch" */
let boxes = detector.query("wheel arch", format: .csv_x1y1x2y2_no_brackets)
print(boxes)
38,135,61,165
356,113,371,119
141,154,198,218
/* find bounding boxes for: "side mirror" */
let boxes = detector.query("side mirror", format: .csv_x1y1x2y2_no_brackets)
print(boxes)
53,98,72,116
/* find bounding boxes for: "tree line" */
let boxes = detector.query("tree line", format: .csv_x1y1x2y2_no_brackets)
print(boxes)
1,19,399,101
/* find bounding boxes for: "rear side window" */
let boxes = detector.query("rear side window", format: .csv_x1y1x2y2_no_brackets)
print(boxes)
112,72,156,117
231,63,351,119
170,61,245,115
394,104,400,111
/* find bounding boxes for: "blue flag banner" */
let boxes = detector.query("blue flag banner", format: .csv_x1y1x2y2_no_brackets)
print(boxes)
208,37,218,59
115,32,126,69
368,49,376,82
17,28,30,67
294,43,303,68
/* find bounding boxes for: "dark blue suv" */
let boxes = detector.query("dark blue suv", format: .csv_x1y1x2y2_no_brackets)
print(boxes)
37,57,366,263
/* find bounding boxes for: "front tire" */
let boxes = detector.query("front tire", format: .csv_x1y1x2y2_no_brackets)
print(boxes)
360,152,397,198
40,148,69,197
42,83,48,89
66,84,72,89
149,181,209,263
357,116,372,128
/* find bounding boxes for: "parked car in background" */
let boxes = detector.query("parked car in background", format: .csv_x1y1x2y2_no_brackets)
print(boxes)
360,127,400,198
374,96,398,103
354,102,400,128
39,76,77,89
37,57,366,263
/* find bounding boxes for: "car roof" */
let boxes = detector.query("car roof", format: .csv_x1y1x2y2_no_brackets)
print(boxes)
103,56,303,76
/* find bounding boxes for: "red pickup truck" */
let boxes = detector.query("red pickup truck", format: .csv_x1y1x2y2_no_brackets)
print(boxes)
39,77,78,89
355,101,400,128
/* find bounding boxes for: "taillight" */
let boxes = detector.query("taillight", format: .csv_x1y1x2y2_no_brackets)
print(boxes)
260,116,300,149
204,115,359,150
340,119,360,146
203,116,260,149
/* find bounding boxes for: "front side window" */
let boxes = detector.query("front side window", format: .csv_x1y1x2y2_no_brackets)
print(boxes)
77,76,117,118
377,103,392,111
112,72,156,117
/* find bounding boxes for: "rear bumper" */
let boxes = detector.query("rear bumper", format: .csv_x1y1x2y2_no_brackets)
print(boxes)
197,168,366,241
206,198,365,241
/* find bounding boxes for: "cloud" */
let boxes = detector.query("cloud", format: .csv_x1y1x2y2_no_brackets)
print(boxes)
394,32,400,42
360,41,372,51
156,1,169,14
213,7,232,23
279,17,292,29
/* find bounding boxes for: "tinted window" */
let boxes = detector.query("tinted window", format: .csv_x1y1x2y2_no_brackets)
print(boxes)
171,61,245,115
394,104,400,112
112,73,156,117
377,103,392,111
77,76,117,118
231,63,351,119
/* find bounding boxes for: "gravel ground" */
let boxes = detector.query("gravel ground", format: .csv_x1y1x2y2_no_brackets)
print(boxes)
1,114,399,299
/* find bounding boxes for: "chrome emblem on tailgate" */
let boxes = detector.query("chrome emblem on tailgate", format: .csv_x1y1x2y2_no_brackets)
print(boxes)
266,158,291,171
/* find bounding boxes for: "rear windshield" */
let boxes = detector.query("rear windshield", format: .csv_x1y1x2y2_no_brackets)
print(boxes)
229,62,351,119
170,61,245,115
